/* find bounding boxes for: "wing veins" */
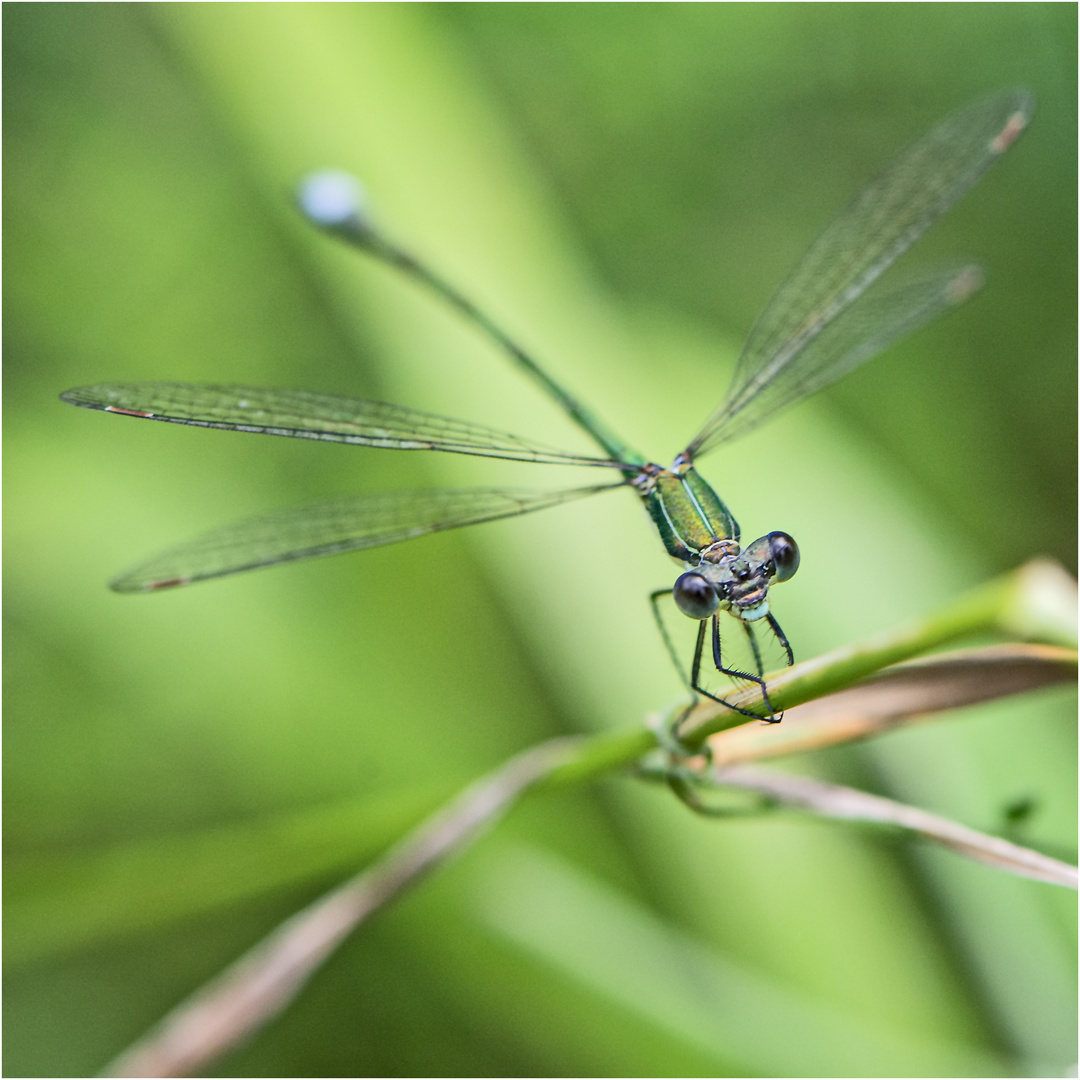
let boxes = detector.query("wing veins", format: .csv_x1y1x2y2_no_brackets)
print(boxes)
686,90,1032,457
61,383,625,469
109,483,627,592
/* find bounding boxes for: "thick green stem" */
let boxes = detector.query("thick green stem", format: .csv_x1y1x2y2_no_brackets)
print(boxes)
678,557,1077,745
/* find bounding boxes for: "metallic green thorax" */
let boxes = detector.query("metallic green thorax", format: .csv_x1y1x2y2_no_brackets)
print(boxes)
637,460,740,563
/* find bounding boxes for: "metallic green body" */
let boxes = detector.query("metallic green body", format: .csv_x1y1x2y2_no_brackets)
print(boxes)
641,464,740,564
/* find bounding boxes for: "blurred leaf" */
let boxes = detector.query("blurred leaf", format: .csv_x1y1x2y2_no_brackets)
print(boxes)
4,786,445,968
477,846,1015,1076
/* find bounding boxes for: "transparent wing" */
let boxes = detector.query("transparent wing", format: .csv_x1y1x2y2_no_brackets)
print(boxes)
685,90,1032,457
61,383,624,469
109,483,625,592
694,265,984,447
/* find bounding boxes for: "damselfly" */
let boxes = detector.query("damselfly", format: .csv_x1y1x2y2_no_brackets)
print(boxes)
61,91,1032,722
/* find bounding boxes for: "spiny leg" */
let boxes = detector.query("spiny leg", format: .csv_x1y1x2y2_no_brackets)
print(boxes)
678,616,777,722
741,619,782,724
742,619,766,678
663,617,779,812
654,618,709,760
767,612,795,666
705,617,780,723
652,598,780,765
651,590,717,759
650,588,690,687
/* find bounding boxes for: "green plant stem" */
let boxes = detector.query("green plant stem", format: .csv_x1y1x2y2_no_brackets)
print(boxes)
86,559,1080,1077
677,557,1077,746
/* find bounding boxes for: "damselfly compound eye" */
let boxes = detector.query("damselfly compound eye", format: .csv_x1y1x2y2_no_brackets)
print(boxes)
673,571,719,620
767,532,800,582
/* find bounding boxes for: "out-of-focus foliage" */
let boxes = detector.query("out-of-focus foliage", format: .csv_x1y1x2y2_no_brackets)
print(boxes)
4,5,1075,1077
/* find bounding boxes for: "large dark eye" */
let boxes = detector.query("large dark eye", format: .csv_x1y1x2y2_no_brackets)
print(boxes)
673,572,719,620
768,532,800,582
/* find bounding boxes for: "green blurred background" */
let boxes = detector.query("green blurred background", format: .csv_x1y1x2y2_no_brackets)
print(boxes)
5,4,1076,1076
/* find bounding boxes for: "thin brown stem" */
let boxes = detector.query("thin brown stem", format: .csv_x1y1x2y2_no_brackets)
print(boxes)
706,764,1078,889
103,738,582,1079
